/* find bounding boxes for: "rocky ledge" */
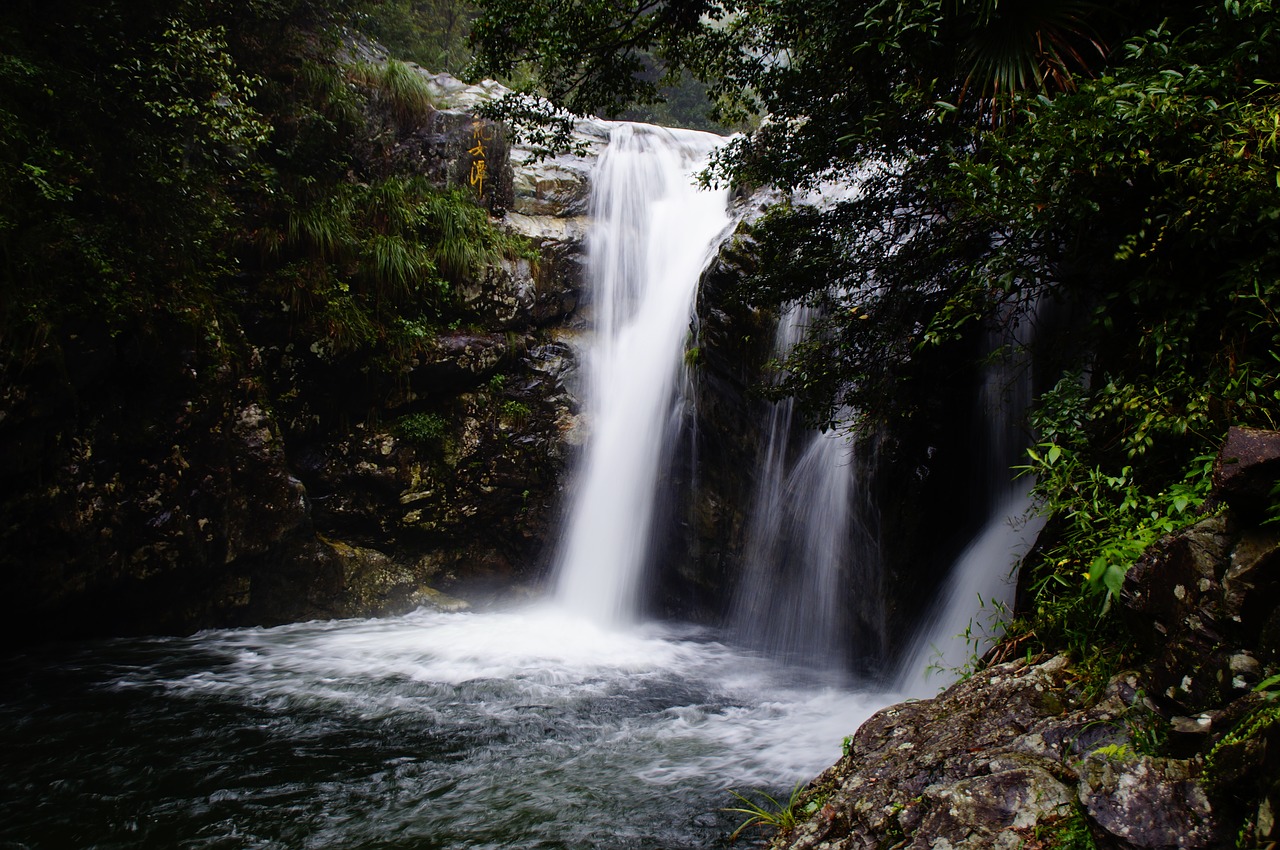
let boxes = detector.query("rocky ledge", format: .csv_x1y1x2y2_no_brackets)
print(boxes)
0,69,595,642
773,428,1280,850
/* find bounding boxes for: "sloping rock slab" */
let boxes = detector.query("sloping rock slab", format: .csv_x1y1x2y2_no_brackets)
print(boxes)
775,656,1107,850
772,656,1224,850
1078,753,1217,848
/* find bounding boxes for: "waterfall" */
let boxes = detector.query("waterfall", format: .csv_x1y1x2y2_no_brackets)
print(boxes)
895,320,1047,696
728,306,884,670
550,122,1039,689
553,123,731,624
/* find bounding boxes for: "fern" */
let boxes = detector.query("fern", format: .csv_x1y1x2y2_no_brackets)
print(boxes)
348,59,435,126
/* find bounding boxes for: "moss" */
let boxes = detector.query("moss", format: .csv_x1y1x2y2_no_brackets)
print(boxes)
394,412,447,443
1033,807,1099,850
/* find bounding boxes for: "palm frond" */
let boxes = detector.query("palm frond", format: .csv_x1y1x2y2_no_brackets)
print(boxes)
961,0,1107,117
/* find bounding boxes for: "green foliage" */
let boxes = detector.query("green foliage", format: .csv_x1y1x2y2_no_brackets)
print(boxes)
1089,742,1136,764
499,400,531,422
1207,676,1280,848
960,1,1107,108
924,595,1011,684
1034,806,1100,850
724,784,820,842
1123,697,1171,757
1,0,528,394
0,0,278,338
358,0,479,74
1206,701,1280,778
1206,675,1280,775
1020,394,1217,605
349,59,437,125
261,175,528,357
394,412,448,443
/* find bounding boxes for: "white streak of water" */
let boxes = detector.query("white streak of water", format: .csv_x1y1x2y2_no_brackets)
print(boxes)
553,124,731,624
895,325,1047,696
728,306,882,669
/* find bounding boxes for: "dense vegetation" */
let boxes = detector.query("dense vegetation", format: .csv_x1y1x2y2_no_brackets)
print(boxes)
469,0,1280,670
0,0,522,401
357,0,478,74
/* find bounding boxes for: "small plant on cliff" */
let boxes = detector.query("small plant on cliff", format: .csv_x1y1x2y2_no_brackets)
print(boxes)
1205,675,1280,780
1032,806,1099,850
348,59,436,126
923,595,1010,685
724,784,819,841
394,412,447,443
499,400,531,424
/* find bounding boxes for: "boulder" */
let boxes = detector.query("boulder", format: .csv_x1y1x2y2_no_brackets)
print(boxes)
775,656,1148,850
1213,427,1280,523
1077,753,1220,849
1122,513,1280,714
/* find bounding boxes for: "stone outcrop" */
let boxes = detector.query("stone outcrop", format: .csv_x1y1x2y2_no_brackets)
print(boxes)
771,655,1205,850
772,430,1280,850
0,70,593,642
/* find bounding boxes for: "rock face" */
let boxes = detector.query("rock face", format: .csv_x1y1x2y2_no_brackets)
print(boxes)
0,70,593,641
644,212,774,622
773,430,1280,850
772,654,1212,850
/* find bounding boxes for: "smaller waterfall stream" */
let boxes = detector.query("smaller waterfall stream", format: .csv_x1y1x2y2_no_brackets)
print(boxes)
896,326,1047,696
729,307,883,669
554,124,730,623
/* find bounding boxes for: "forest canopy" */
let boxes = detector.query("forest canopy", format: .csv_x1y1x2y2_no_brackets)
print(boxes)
0,0,525,375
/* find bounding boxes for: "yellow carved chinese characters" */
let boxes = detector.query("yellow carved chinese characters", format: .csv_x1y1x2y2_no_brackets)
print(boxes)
468,120,494,199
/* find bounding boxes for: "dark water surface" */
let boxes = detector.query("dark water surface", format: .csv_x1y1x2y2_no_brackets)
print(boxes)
1,608,889,849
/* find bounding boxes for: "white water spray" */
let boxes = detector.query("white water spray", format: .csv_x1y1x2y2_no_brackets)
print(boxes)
553,124,731,623
895,325,1047,696
729,306,882,668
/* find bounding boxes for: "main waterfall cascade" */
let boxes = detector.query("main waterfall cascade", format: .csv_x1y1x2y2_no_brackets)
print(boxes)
553,123,732,623
554,122,1036,685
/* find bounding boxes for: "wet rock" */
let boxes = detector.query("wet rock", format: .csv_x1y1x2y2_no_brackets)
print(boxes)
508,147,593,217
459,247,584,331
910,766,1075,850
774,655,1133,850
1122,512,1280,714
413,107,514,215
322,537,467,617
653,222,774,622
402,332,515,394
223,403,310,565
416,71,612,221
1077,753,1220,848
